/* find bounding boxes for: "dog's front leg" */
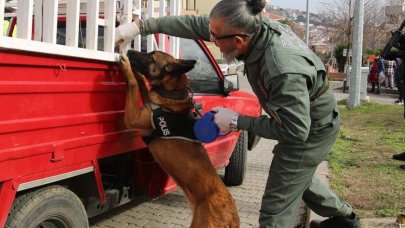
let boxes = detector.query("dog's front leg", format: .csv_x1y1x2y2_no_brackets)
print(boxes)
120,55,152,129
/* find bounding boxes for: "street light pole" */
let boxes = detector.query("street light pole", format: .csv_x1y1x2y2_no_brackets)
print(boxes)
305,0,310,45
348,0,365,108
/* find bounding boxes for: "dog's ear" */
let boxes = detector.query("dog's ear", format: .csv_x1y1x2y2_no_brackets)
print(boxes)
164,59,197,74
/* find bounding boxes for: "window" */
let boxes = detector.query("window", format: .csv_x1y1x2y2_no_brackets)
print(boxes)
179,38,221,94
57,22,105,51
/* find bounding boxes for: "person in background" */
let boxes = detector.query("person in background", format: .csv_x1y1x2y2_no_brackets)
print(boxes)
394,58,403,105
377,55,385,94
383,58,397,89
368,57,379,94
115,0,360,227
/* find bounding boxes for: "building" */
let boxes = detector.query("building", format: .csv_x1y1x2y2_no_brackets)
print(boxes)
181,0,268,60
385,0,405,24
181,0,215,15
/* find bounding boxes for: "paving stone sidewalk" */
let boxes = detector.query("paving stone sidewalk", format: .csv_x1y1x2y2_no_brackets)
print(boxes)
90,135,273,228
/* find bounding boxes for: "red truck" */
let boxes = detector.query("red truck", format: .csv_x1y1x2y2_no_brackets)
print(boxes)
0,1,261,227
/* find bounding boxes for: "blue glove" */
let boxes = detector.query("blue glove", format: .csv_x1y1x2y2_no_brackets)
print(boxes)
212,107,239,132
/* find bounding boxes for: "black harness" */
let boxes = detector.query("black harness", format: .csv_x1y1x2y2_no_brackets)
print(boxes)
143,105,200,144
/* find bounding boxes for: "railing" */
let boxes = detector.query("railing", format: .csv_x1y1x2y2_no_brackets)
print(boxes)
0,0,181,62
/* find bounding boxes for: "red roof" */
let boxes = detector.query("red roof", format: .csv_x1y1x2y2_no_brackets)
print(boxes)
267,12,285,21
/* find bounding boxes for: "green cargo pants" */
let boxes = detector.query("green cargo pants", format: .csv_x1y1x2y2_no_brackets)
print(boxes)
259,113,353,228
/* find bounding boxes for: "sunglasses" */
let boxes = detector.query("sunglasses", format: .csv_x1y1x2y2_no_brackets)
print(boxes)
209,26,250,42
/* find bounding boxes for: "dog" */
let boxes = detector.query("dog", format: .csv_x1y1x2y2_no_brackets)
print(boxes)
120,50,240,228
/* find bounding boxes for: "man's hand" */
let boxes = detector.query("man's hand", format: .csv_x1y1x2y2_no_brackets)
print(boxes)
212,107,239,132
115,21,140,51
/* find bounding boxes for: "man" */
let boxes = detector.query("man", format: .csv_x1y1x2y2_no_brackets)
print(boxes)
383,58,397,89
392,57,405,169
384,31,405,170
394,58,403,105
115,0,360,227
377,55,385,94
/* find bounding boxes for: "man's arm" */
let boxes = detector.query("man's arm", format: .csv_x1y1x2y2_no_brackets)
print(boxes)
143,15,210,41
115,15,210,49
238,74,312,143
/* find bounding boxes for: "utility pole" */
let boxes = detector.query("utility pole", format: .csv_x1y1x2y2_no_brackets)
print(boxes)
305,0,310,45
348,0,365,108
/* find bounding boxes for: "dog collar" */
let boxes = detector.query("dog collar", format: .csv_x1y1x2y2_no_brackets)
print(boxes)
152,87,189,100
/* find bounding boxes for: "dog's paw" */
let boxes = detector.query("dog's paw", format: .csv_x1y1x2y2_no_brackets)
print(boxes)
119,54,131,71
120,54,138,86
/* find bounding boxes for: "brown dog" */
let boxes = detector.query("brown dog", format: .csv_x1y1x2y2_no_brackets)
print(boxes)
120,50,240,228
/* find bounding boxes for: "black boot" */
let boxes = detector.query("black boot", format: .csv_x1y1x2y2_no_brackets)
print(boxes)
393,152,405,161
370,84,375,93
400,164,405,170
310,212,360,228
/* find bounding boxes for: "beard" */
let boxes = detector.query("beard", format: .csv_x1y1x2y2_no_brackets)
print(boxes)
223,48,239,64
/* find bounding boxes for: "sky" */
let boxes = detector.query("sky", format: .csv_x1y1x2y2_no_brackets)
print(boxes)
268,0,323,13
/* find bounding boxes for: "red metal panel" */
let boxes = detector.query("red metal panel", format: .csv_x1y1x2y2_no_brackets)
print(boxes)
0,181,17,228
0,135,146,182
0,49,135,152
191,92,260,168
15,162,93,187
0,49,154,200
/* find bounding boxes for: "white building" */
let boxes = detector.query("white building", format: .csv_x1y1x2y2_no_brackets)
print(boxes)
385,0,405,23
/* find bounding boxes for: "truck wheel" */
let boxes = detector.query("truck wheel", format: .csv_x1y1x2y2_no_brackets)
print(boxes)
224,130,248,186
6,185,88,228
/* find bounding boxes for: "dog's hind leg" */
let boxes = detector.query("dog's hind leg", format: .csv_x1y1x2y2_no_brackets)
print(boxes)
148,139,240,228
191,195,240,228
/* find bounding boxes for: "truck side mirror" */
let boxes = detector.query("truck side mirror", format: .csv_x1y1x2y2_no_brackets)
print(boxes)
224,74,239,93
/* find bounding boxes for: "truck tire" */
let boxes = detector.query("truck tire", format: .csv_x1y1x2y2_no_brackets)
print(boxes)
224,130,248,186
6,185,88,228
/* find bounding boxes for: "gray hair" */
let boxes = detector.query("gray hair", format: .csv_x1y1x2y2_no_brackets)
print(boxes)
209,0,265,35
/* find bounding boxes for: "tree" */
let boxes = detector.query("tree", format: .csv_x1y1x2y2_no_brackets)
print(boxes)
334,42,348,72
296,15,306,23
318,0,388,67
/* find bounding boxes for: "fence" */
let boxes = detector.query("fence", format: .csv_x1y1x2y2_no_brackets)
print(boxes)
0,0,181,62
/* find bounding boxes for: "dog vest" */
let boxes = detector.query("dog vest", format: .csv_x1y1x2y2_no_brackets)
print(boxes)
143,105,200,144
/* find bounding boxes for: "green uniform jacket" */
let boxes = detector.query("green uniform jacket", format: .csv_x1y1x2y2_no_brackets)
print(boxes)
144,15,338,144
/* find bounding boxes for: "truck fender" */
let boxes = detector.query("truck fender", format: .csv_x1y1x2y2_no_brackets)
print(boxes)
0,180,18,228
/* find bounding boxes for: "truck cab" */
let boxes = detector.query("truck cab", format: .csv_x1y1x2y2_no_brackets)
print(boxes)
0,1,261,227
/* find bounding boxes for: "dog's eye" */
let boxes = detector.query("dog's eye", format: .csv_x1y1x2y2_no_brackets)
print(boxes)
149,65,160,76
